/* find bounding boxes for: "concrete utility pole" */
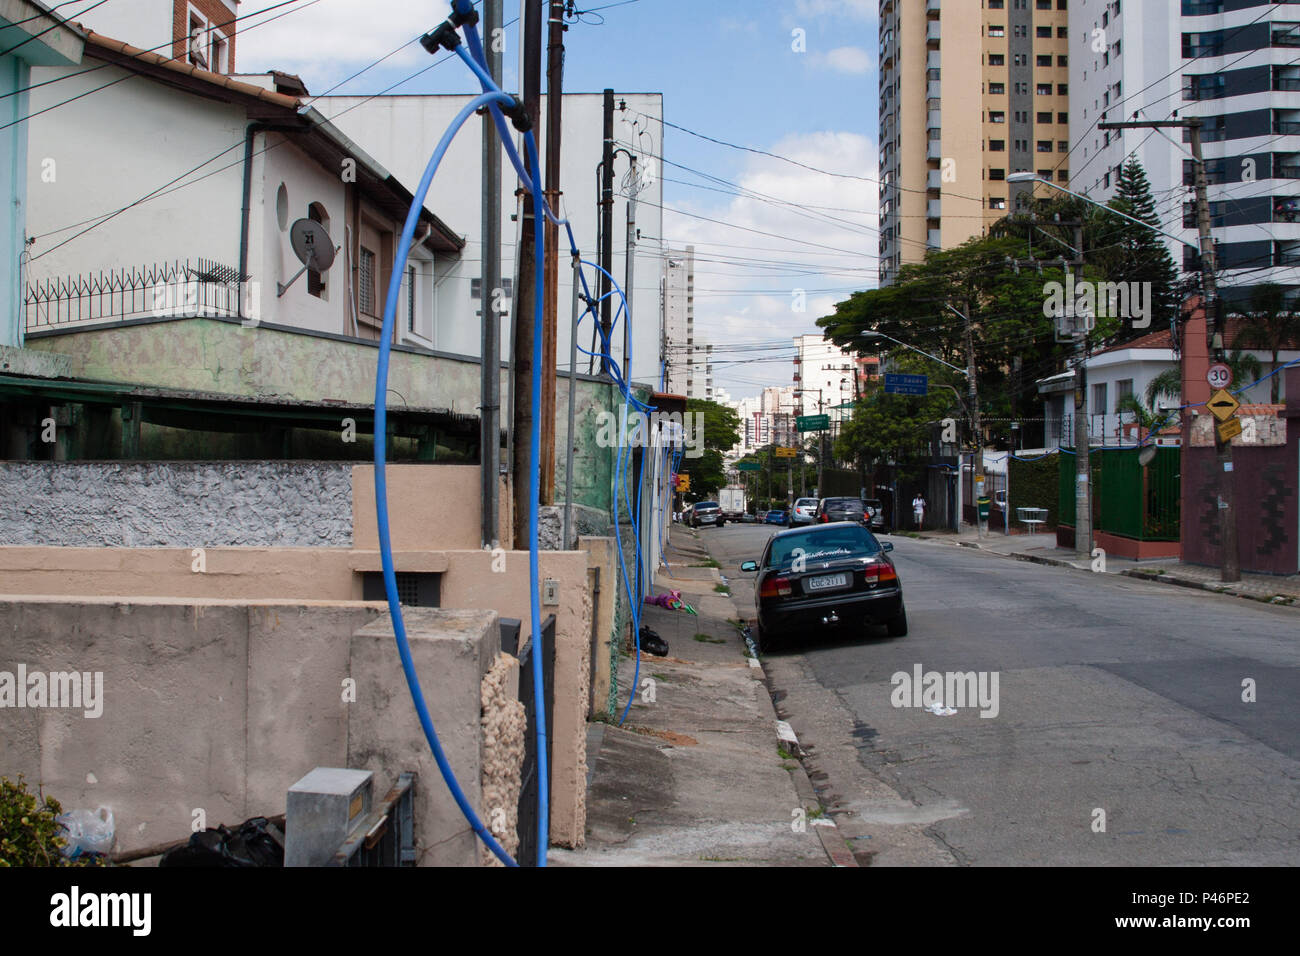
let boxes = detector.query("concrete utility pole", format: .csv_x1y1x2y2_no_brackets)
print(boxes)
510,0,543,545
539,0,565,506
598,88,615,375
1100,117,1235,581
480,0,503,549
624,152,637,377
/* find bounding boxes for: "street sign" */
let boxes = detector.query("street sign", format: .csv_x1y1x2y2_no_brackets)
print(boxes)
774,446,798,458
796,414,830,432
884,372,928,396
675,474,690,491
1207,363,1232,390
1217,417,1244,443
1207,388,1240,423
736,462,761,472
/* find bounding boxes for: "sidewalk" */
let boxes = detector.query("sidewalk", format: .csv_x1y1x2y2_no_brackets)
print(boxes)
551,525,843,866
916,527,1300,607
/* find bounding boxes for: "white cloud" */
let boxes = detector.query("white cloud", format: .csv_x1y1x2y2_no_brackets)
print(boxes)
793,0,876,20
661,131,878,398
813,45,873,75
234,0,450,86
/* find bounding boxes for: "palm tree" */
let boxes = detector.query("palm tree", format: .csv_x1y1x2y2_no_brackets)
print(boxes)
1234,283,1300,403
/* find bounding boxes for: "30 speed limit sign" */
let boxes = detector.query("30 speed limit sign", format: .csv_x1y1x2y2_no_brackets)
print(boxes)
1207,363,1232,390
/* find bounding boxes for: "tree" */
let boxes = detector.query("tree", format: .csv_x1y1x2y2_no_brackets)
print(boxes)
1233,283,1300,403
1104,157,1181,341
677,399,740,498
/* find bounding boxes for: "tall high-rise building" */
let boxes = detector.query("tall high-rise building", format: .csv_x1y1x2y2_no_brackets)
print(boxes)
1070,0,1300,303
878,0,1071,286
661,246,695,394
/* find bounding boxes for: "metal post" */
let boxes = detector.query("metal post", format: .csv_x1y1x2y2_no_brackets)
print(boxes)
540,0,566,506
562,253,581,548
480,0,503,549
1070,224,1092,562
598,89,614,374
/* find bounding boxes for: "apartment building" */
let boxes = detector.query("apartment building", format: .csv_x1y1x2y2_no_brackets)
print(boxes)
878,0,1072,286
1071,0,1300,304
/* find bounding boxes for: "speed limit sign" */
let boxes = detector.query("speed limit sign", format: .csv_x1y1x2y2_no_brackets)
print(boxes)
1207,363,1232,390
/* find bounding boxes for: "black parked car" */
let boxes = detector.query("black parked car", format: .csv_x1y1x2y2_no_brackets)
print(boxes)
816,496,868,525
740,522,907,652
690,501,724,528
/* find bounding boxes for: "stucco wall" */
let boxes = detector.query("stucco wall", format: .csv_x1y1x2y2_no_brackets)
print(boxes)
0,461,353,547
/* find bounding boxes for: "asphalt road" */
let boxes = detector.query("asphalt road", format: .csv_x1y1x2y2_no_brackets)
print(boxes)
703,520,1300,866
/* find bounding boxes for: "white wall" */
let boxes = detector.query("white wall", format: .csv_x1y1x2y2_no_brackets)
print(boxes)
25,61,247,284
66,0,174,51
320,93,665,384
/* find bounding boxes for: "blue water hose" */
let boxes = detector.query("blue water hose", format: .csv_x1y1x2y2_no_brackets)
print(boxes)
373,89,519,868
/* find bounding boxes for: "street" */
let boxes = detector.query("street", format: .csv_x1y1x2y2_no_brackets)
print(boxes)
705,522,1300,866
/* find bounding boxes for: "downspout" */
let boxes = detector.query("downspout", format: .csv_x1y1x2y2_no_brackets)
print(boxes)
239,122,297,321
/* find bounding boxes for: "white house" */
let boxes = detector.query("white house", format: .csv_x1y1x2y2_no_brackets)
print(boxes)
1038,325,1298,446
321,91,666,385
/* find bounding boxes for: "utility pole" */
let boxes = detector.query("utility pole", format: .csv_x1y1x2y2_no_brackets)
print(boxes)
598,88,615,374
540,0,566,506
480,0,503,549
624,151,637,377
1100,117,1234,580
510,0,543,545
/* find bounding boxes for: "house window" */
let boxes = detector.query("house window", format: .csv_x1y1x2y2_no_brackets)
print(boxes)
989,82,1006,95
187,12,208,68
1038,83,1053,96
1038,111,1053,124
407,264,417,333
989,168,1006,181
990,196,1008,209
989,110,1006,123
989,53,1005,66
359,247,377,316
307,203,329,299
989,25,1006,37
1116,379,1134,413
210,31,228,74
990,139,1006,151
1092,382,1108,414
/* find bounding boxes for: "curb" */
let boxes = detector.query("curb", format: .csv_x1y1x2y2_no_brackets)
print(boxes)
948,537,1300,607
776,717,859,868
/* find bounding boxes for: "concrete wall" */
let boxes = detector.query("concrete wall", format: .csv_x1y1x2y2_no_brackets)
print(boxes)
352,464,511,551
0,461,353,547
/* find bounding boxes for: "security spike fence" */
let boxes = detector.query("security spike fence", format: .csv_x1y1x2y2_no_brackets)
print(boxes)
25,258,250,332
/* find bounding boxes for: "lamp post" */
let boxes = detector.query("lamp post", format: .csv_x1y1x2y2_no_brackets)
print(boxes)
794,387,826,497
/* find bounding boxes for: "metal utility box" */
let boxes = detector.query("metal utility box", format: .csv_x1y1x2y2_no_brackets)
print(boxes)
285,768,374,867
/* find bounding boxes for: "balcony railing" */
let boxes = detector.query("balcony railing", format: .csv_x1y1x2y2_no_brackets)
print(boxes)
25,258,249,334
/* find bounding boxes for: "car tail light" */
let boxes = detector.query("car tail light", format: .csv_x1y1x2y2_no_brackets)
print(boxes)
819,513,828,523
760,576,793,598
863,562,898,585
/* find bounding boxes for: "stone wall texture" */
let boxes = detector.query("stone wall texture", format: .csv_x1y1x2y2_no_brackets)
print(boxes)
0,462,353,547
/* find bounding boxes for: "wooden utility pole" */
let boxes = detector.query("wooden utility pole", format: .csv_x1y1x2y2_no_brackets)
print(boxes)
511,0,543,544
1100,118,1235,580
540,0,565,505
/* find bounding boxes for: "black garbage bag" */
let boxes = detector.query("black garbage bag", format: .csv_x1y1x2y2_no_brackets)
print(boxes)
159,816,284,867
639,626,669,657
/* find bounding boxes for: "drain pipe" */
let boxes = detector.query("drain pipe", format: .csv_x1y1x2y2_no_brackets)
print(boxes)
239,122,297,322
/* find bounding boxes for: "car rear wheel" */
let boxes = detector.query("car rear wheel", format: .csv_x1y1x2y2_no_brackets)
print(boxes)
886,606,908,637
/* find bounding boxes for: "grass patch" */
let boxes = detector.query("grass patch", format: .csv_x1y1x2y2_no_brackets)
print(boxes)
694,633,726,644
714,583,731,595
691,558,721,569
777,745,795,760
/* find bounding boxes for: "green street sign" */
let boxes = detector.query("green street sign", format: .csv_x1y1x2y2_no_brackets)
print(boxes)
796,414,830,432
736,461,762,472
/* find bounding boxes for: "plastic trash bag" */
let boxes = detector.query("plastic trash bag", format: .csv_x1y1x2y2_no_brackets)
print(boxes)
56,807,115,859
639,626,669,657
159,816,284,868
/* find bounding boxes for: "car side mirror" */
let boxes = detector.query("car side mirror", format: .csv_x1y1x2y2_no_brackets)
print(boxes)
740,561,758,573
882,542,894,552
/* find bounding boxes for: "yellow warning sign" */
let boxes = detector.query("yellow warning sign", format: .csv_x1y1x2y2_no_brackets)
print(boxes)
1207,389,1239,423
1217,417,1243,443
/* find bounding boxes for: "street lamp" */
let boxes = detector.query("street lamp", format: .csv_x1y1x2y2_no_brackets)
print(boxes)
859,330,969,377
1004,173,1188,248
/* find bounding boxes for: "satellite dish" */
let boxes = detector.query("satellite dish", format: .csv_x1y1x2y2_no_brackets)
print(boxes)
1138,445,1157,468
289,218,336,272
278,218,338,298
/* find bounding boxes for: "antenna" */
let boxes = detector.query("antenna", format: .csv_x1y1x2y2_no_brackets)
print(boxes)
278,218,339,297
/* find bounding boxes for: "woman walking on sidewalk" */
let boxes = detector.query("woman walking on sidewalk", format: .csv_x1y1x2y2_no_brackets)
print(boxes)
912,494,926,530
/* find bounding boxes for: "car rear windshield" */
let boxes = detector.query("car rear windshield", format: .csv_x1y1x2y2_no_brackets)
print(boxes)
824,498,864,511
795,498,818,507
696,502,718,509
766,526,881,568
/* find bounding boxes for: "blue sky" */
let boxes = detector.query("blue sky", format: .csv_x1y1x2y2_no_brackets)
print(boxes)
240,0,880,398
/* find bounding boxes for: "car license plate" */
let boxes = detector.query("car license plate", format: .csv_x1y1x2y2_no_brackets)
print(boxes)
806,573,849,592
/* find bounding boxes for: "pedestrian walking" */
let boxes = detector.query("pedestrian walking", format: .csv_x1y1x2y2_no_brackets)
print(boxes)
912,494,925,530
